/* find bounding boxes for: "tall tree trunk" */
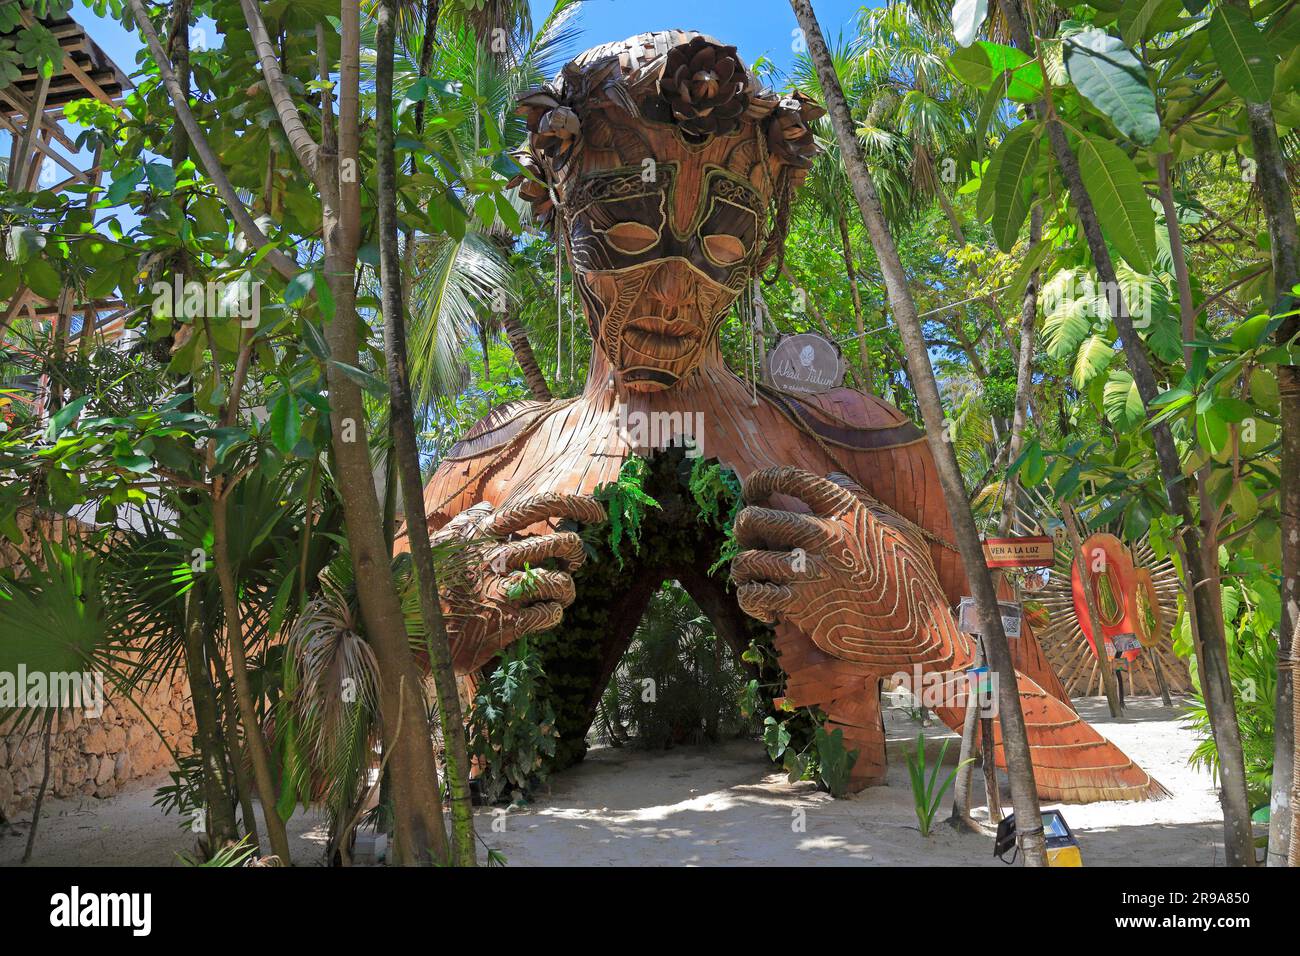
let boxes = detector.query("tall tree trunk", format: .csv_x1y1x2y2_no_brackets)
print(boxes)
208,331,292,863
790,0,1047,866
375,0,476,867
836,212,872,390
213,481,292,863
998,0,1254,867
167,0,240,853
1291,613,1300,865
313,0,451,866
183,586,240,850
503,314,553,401
1219,0,1300,866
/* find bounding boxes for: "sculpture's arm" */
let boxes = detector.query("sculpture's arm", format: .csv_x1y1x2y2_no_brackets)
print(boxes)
729,466,972,674
432,493,605,672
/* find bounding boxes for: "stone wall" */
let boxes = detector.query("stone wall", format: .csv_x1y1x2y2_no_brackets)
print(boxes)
0,508,194,822
0,674,194,821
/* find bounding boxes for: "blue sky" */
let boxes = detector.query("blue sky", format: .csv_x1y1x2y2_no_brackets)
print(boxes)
32,0,872,239
75,1,875,83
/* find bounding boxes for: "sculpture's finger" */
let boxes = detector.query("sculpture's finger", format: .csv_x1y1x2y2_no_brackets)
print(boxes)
514,601,565,636
489,493,607,538
502,568,576,607
743,466,858,518
731,548,819,585
432,501,496,543
488,531,586,572
734,506,834,553
736,582,794,624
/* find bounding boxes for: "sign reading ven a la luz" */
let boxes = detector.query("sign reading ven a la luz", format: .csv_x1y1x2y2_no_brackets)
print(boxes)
981,535,1055,568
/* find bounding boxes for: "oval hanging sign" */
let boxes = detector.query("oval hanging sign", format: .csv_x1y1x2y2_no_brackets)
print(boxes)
767,333,844,394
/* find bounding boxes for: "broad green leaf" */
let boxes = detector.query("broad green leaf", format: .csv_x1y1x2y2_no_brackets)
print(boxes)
1064,29,1160,145
330,360,388,397
948,42,1044,102
951,0,988,47
105,166,145,205
1208,5,1276,104
1073,334,1114,387
284,270,316,306
1197,407,1230,456
22,257,62,300
1248,367,1279,410
1005,238,1051,304
1230,313,1270,350
983,122,1039,251
300,318,329,362
144,162,176,193
1103,369,1146,429
1077,135,1156,272
45,395,88,440
1119,0,1183,47
192,195,227,238
1041,269,1100,359
269,393,301,455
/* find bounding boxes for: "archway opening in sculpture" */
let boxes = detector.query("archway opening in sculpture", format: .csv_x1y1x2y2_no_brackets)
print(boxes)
515,448,792,772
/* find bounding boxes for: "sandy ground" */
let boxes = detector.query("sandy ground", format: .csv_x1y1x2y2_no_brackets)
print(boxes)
0,696,1230,866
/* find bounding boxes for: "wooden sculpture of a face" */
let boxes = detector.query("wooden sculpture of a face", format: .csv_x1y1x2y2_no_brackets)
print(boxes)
514,32,823,392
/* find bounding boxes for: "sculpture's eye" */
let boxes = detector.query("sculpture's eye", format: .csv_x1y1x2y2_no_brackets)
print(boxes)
604,221,660,255
702,233,747,264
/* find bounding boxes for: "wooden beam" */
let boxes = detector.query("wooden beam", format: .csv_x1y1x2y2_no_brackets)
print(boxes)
10,74,50,188
23,127,52,191
0,82,78,151
0,111,85,185
59,50,115,105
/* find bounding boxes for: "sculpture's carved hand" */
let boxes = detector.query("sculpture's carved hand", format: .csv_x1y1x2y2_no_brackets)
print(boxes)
433,493,605,670
730,466,963,669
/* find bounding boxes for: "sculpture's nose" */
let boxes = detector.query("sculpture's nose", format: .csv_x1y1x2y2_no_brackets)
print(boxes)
644,260,695,312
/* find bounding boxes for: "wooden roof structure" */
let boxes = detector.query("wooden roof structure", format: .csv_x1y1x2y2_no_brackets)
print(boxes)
2,8,134,418
1,10,133,406
0,12,130,118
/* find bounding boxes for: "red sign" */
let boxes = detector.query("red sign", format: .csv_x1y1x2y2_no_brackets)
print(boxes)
982,535,1055,568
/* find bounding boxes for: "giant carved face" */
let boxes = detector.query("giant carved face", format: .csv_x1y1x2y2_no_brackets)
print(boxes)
515,32,823,392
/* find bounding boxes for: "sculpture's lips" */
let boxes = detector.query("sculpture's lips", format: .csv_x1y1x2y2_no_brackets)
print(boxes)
622,316,701,361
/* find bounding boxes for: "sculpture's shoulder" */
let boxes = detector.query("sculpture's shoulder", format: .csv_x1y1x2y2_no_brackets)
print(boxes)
769,386,965,602
421,398,559,528
442,398,555,462
769,386,925,452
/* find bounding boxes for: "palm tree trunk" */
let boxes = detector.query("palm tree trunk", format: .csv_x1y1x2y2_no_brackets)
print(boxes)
998,0,1254,866
20,713,54,862
503,314,553,401
376,0,476,867
167,1,239,850
183,589,240,850
790,0,1048,866
836,212,872,391
213,471,293,864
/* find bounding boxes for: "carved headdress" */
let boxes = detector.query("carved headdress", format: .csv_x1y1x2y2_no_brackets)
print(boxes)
510,31,826,392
